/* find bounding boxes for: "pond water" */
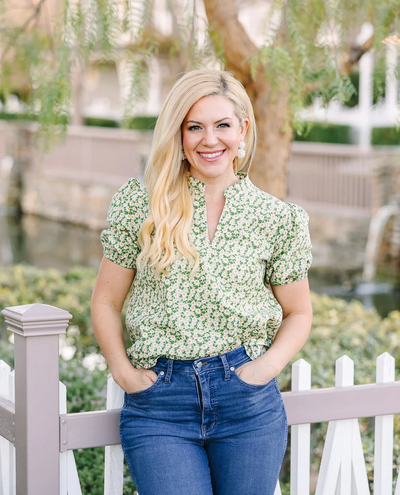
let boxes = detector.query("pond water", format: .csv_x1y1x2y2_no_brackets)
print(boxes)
1,214,399,318
1,214,103,271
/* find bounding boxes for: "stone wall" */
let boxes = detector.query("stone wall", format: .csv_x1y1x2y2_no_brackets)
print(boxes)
307,209,371,271
371,154,400,211
19,125,151,230
370,155,400,277
21,172,123,230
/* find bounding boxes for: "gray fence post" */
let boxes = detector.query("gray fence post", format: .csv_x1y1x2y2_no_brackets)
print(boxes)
1,303,72,495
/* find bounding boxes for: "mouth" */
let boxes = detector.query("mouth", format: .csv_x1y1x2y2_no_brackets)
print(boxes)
197,150,225,161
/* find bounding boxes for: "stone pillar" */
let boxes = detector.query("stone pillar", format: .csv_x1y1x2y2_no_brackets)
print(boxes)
357,22,374,151
358,51,373,150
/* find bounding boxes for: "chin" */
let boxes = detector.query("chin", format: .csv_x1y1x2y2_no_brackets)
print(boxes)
194,162,233,179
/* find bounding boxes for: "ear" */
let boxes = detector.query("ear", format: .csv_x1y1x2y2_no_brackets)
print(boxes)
240,118,250,140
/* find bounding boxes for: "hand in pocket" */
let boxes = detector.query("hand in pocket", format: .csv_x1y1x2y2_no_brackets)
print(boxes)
123,368,159,394
236,360,275,386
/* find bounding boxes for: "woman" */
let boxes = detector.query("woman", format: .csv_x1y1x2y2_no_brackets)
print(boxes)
91,69,313,495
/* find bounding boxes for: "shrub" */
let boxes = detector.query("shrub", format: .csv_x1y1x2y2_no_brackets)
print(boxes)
84,117,119,128
82,115,158,131
0,113,158,132
0,112,37,121
294,122,352,144
0,265,131,359
82,115,158,130
372,127,400,146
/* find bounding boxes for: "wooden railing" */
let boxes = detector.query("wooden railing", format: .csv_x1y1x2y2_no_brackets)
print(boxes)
0,303,400,494
287,143,374,213
287,143,399,214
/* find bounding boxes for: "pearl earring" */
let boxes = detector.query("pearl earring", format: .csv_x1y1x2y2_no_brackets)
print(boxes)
237,141,246,159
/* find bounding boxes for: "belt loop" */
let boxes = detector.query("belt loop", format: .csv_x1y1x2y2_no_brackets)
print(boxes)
220,353,231,381
164,358,174,384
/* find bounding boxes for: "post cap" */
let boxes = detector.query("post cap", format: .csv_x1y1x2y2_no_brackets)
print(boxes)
1,303,72,337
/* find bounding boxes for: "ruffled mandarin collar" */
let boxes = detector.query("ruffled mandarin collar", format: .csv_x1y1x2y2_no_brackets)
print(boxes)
187,172,250,198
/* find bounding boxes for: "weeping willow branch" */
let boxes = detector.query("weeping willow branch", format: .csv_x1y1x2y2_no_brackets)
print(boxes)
342,35,374,74
302,34,374,95
0,0,47,65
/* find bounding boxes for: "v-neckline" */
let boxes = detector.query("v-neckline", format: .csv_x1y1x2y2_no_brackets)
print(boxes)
205,196,227,246
188,172,248,248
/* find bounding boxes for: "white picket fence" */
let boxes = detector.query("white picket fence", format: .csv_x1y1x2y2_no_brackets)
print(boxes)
0,354,399,495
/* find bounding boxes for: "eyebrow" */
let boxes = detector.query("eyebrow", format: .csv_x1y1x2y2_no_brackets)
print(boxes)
185,117,233,125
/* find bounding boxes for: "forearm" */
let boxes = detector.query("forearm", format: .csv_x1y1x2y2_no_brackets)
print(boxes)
91,301,134,385
91,258,157,394
257,312,312,376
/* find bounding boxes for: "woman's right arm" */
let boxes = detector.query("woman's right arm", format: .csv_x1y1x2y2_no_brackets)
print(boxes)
91,256,157,393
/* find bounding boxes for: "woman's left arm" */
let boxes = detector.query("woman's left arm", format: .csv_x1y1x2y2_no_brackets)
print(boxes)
237,278,312,385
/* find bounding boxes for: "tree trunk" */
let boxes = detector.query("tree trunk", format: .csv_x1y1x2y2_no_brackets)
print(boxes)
203,0,292,199
249,85,293,199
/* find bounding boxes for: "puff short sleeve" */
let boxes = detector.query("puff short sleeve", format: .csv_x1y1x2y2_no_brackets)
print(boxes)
100,179,145,270
265,203,312,286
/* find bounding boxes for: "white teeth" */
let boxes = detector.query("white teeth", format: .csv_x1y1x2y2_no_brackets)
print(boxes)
199,151,224,159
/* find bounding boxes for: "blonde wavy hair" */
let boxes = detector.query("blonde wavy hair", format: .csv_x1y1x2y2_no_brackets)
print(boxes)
137,69,257,275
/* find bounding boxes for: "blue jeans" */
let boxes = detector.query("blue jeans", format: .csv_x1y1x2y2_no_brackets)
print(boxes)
120,346,287,495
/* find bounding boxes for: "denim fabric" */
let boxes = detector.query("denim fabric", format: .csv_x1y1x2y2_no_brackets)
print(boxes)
120,346,288,495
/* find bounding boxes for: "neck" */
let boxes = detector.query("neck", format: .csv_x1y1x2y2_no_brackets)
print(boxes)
189,169,240,199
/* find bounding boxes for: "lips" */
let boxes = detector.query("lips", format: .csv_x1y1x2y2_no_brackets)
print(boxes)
197,150,225,160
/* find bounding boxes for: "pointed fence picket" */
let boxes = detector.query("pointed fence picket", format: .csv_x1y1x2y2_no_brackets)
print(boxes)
315,356,370,495
0,361,15,495
60,382,82,495
290,359,311,495
104,375,124,495
275,480,283,494
374,353,395,495
0,361,9,495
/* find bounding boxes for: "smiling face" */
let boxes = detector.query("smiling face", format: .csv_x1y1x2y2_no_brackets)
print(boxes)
182,95,249,184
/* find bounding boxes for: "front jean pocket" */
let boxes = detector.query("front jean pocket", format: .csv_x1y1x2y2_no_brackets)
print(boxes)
125,368,163,398
232,370,276,391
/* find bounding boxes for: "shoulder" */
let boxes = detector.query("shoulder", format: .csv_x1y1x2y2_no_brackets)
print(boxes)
108,178,148,224
245,179,308,221
112,178,148,204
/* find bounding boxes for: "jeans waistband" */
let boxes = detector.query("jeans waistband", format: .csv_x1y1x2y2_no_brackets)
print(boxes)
154,345,250,374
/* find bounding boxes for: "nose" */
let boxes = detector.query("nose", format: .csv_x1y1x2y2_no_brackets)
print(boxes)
203,127,219,147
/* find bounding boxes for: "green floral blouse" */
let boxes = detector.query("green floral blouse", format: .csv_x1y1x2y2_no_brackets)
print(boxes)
101,173,312,369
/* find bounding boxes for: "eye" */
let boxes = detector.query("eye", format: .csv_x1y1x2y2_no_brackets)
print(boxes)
188,125,201,131
218,123,230,128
